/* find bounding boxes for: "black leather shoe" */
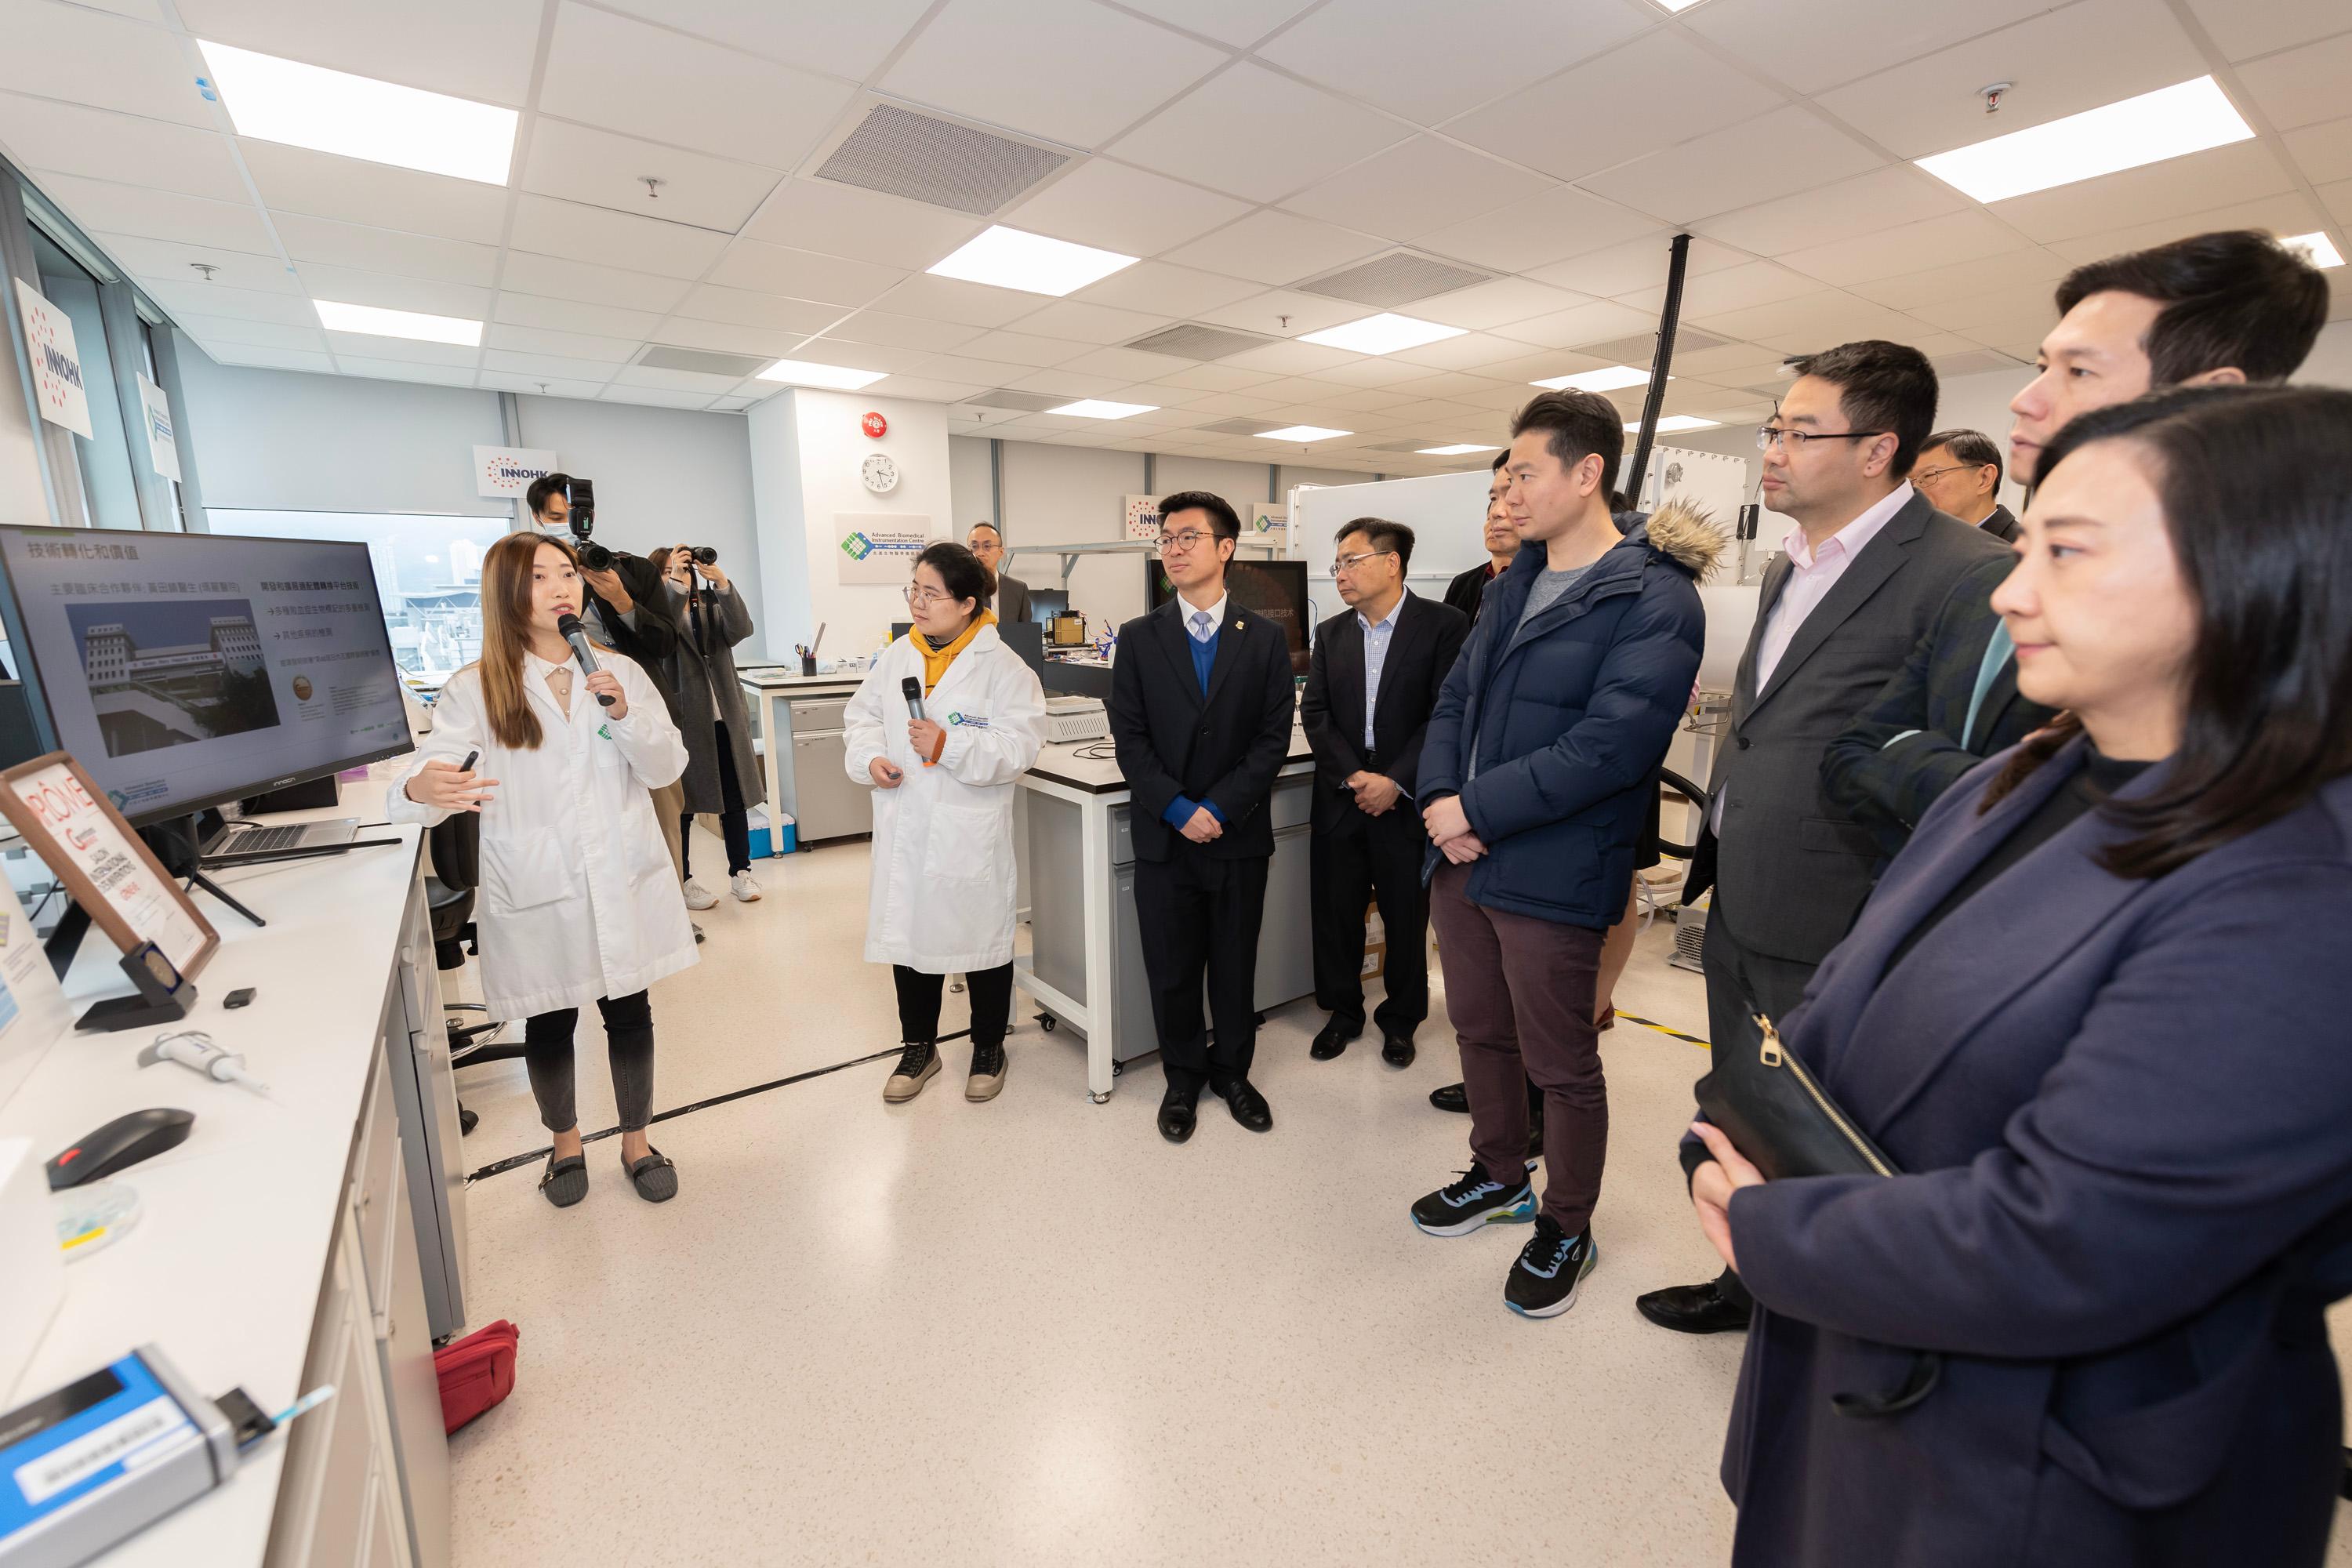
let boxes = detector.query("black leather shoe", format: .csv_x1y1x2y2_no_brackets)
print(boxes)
1158,1087,1198,1144
1381,1029,1415,1069
1429,1082,1468,1112
1635,1281,1752,1334
1216,1077,1274,1133
1311,1015,1362,1060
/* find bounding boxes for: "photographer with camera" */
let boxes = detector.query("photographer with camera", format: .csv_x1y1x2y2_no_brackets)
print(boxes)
654,545,765,908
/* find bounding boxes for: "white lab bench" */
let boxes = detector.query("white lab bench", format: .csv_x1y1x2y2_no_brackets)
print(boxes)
1014,728,1318,1102
0,809,466,1568
735,666,869,848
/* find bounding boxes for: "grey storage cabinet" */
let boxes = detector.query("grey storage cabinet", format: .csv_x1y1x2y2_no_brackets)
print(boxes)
786,695,870,844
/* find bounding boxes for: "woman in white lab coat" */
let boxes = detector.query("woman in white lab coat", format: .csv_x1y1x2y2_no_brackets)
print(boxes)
390,532,697,1208
845,542,1045,1105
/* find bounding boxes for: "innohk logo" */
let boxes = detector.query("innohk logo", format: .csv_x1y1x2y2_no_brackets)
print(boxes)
485,458,550,493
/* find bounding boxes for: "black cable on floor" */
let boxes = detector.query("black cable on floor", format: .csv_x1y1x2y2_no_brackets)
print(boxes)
466,1029,971,1183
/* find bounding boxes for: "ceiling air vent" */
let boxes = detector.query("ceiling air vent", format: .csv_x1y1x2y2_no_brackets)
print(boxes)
635,346,772,379
1199,417,1286,436
960,389,1071,413
1124,322,1274,361
1295,249,1498,309
1581,326,1732,362
815,103,1069,216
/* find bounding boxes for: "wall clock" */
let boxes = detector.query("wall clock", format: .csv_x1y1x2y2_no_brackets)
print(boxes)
861,452,900,494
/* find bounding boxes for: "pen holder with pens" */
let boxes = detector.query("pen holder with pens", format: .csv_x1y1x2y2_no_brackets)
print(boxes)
799,655,816,676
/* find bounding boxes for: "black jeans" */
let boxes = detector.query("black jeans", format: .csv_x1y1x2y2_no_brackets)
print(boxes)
680,720,753,878
524,990,655,1133
893,963,1014,1048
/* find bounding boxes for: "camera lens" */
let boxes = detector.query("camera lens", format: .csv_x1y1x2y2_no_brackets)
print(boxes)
691,546,718,565
579,542,614,572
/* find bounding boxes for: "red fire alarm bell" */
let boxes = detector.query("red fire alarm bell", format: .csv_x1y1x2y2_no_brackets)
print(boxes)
861,411,887,439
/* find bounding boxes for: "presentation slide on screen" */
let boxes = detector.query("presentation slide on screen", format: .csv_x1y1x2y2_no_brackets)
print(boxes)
0,530,408,818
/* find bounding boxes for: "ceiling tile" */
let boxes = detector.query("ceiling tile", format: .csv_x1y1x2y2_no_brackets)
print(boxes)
480,371,608,398
175,0,543,104
880,0,1228,149
295,263,490,317
1013,299,1178,345
1004,159,1252,257
1414,186,1663,274
599,386,720,408
1279,136,1552,242
1056,344,1197,380
1219,340,1363,376
146,278,318,325
39,176,272,254
1527,235,1745,298
956,330,1092,368
672,284,847,335
335,355,479,387
1387,332,1540,371
239,141,510,245
1617,260,1828,318
521,118,782,232
1476,347,1608,383
491,293,663,337
0,95,247,202
2283,118,2352,187
866,274,1044,328
585,0,935,81
323,332,479,367
496,252,690,314
509,195,734,281
171,312,325,351
1906,279,2065,335
204,343,334,372
815,308,985,352
1696,291,1920,350
1987,140,2296,244
100,232,296,292
540,3,855,166
1579,105,1883,225
485,324,642,362
1502,298,1670,350
1151,362,1282,390
1107,61,1411,204
867,376,989,403
700,238,903,307
1776,209,2034,287
270,212,500,286
1693,165,1969,256
1447,31,1784,183
2181,0,2352,63
742,178,984,268
2313,180,2352,230
789,339,937,375
612,363,742,394
2038,191,2327,263
1002,368,1131,399
1817,0,2206,160
1313,353,1463,387
651,318,811,359
1195,288,1372,336
1414,278,1594,331
1684,0,2056,97
1258,0,1649,125
1069,259,1262,316
1164,209,1388,286
2236,31,2352,133
0,5,212,127
1845,247,2068,312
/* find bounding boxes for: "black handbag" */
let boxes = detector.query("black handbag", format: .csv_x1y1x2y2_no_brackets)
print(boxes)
1695,1009,1898,1182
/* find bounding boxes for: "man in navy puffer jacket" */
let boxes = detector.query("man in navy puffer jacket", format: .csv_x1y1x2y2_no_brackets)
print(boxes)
1406,387,1718,1319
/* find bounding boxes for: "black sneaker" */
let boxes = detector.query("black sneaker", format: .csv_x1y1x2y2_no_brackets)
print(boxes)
884,1040,939,1103
1410,1163,1536,1236
1504,1217,1596,1319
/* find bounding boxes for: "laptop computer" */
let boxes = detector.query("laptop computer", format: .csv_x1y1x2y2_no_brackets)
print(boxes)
203,817,361,858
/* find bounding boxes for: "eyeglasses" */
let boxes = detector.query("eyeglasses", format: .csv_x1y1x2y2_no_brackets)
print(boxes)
904,586,956,607
1156,529,1221,555
1911,463,1995,485
1756,426,1889,452
1329,549,1397,575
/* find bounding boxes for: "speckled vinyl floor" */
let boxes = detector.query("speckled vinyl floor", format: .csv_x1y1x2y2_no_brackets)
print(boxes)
442,830,2352,1568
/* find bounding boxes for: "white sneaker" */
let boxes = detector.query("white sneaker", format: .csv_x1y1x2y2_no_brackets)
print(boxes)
682,878,719,911
730,871,763,903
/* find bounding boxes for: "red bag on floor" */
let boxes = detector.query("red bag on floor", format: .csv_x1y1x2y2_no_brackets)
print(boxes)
435,1319,519,1434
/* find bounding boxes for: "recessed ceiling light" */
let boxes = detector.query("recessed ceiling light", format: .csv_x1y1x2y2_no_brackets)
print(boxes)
1915,76,2253,204
1048,398,1158,419
1627,416,1720,434
926,225,1138,297
314,299,481,347
1256,425,1352,442
2282,230,2345,269
1531,365,1661,393
198,41,517,185
1299,314,1466,355
1417,443,1495,456
1650,0,1712,10
757,358,888,390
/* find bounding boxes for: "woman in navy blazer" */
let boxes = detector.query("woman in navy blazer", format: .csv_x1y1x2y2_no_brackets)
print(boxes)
1682,386,2352,1567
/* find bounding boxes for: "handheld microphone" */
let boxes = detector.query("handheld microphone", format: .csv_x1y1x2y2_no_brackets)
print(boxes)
555,612,618,707
900,675,926,724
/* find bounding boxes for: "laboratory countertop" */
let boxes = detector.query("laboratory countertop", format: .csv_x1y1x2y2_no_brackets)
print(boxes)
736,668,869,691
1022,725,1315,796
0,790,426,1568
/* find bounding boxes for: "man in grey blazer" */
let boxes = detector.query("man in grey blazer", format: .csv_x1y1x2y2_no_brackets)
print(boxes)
1638,340,2006,1335
967,522,1032,625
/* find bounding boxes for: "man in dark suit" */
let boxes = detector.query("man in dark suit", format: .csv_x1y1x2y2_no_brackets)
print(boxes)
1443,452,1519,621
965,522,1032,624
1637,341,2007,1336
1908,429,2016,542
1300,518,1469,1069
1108,491,1297,1144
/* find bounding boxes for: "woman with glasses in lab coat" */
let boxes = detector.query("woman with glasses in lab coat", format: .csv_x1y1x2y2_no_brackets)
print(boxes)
845,542,1045,1105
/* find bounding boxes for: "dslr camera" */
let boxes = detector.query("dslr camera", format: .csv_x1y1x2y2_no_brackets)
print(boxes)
563,478,617,572
685,546,718,566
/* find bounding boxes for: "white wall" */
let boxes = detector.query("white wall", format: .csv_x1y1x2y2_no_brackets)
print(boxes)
1000,441,1149,628
0,323,46,525
750,387,952,662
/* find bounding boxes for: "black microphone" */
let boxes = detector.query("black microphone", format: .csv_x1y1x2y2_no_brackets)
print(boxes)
900,675,926,724
556,612,618,707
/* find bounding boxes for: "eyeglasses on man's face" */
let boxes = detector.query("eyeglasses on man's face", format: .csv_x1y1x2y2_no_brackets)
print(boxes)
1911,463,1995,485
1330,548,1396,575
1156,528,1221,555
1755,425,1889,452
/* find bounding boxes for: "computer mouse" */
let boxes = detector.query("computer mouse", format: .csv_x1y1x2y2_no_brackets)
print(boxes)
47,1108,195,1190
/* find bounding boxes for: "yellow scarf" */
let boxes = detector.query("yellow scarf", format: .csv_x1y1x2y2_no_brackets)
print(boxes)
916,610,994,693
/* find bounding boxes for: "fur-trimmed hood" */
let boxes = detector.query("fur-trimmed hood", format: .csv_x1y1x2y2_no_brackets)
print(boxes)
1632,496,1726,582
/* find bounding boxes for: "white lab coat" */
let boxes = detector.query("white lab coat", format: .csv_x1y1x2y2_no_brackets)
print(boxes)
389,650,698,1018
844,625,1046,974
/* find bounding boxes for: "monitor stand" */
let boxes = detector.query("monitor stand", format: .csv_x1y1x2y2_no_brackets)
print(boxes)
146,815,266,931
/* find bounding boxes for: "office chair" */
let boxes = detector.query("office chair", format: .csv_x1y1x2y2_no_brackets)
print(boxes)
425,811,521,1134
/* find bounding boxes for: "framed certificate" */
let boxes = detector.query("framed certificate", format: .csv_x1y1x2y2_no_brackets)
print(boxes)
0,753,218,982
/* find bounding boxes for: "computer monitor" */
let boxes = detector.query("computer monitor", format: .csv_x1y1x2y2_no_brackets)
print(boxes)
1027,588,1069,625
0,526,412,826
998,619,1046,685
1145,557,1312,677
